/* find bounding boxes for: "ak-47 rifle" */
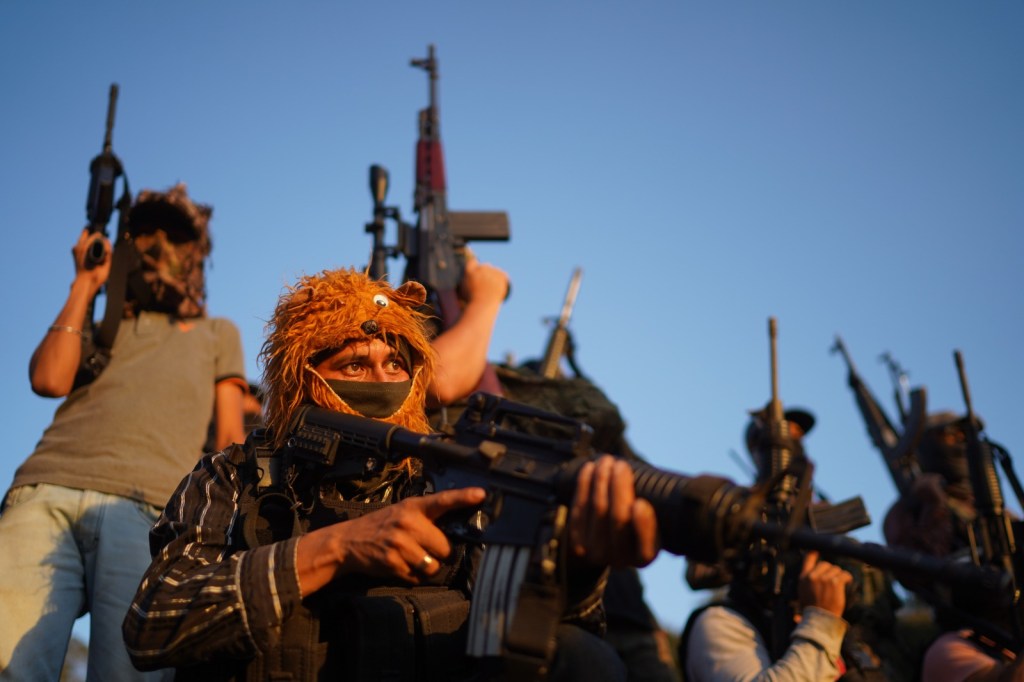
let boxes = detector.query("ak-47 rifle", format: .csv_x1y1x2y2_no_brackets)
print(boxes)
538,267,583,380
954,350,1024,649
831,335,926,496
286,391,1006,677
76,84,133,388
364,45,510,393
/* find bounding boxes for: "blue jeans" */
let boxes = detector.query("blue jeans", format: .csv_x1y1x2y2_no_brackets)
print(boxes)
0,483,172,682
549,624,628,682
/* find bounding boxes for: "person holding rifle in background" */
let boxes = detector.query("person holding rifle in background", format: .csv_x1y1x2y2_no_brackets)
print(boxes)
884,352,1024,681
0,166,246,679
680,320,863,682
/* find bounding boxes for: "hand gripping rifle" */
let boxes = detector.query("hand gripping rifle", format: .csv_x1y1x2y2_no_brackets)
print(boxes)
538,267,583,380
76,84,134,388
831,335,926,496
284,392,1002,678
364,45,510,393
954,350,1024,650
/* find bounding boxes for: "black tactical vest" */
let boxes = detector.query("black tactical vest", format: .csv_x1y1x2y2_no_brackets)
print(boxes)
186,432,480,682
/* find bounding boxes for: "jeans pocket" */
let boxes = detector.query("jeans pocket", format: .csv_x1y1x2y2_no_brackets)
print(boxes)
1,483,42,513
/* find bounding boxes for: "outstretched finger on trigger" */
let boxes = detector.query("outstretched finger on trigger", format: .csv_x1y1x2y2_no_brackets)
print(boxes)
417,487,487,520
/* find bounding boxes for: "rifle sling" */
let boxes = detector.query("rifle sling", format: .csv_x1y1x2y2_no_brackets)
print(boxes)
500,579,563,681
94,237,134,350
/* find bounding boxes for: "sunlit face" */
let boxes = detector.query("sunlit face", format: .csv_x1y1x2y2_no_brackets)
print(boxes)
312,338,410,383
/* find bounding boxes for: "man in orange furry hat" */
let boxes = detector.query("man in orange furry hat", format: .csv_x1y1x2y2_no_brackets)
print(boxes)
124,267,659,681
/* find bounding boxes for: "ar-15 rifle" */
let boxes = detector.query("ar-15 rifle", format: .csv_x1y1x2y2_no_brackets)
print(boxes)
76,84,133,388
751,320,870,658
286,391,1007,677
762,317,803,658
538,267,583,380
686,322,869,596
364,45,510,393
84,84,130,267
954,350,1024,650
831,335,926,496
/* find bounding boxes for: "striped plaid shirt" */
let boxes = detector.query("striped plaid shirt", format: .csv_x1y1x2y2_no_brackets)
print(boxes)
124,444,300,670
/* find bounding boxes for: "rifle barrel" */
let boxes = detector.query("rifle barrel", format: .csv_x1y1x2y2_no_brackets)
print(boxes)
103,84,119,153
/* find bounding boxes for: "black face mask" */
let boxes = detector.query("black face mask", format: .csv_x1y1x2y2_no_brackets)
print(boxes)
325,379,412,418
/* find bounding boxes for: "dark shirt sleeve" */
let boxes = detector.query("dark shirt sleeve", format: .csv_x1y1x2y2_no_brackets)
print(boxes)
123,446,303,670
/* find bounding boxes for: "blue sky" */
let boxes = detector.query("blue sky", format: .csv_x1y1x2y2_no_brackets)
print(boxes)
1,2,1022,639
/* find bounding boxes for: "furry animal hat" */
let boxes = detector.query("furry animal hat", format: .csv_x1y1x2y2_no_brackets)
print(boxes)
259,268,436,448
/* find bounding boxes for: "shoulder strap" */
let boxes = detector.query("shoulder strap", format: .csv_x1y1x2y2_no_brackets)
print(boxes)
75,183,136,389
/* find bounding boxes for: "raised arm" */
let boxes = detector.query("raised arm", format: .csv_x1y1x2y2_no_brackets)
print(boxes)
30,229,111,397
428,253,508,405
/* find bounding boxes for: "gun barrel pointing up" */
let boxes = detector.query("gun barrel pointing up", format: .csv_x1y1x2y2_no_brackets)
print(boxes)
539,268,583,379
558,267,583,326
103,83,119,152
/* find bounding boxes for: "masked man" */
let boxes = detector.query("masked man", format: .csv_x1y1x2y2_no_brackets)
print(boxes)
0,184,246,680
123,268,662,681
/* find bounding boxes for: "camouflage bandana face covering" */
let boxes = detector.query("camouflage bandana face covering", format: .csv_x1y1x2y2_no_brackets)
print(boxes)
127,229,207,318
325,379,412,418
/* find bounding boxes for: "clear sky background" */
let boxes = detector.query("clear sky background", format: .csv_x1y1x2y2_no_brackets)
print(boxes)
2,1,1021,643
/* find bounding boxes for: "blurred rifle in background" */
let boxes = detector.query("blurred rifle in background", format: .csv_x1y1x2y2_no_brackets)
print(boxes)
953,350,1024,650
538,267,583,379
880,351,912,424
364,44,510,393
831,335,926,496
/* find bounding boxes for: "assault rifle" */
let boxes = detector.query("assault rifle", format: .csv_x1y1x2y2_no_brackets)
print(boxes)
538,267,583,379
364,45,510,392
954,350,1024,649
84,83,130,268
286,392,1002,677
831,335,926,496
762,318,803,657
749,320,871,657
76,84,134,388
686,321,869,599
